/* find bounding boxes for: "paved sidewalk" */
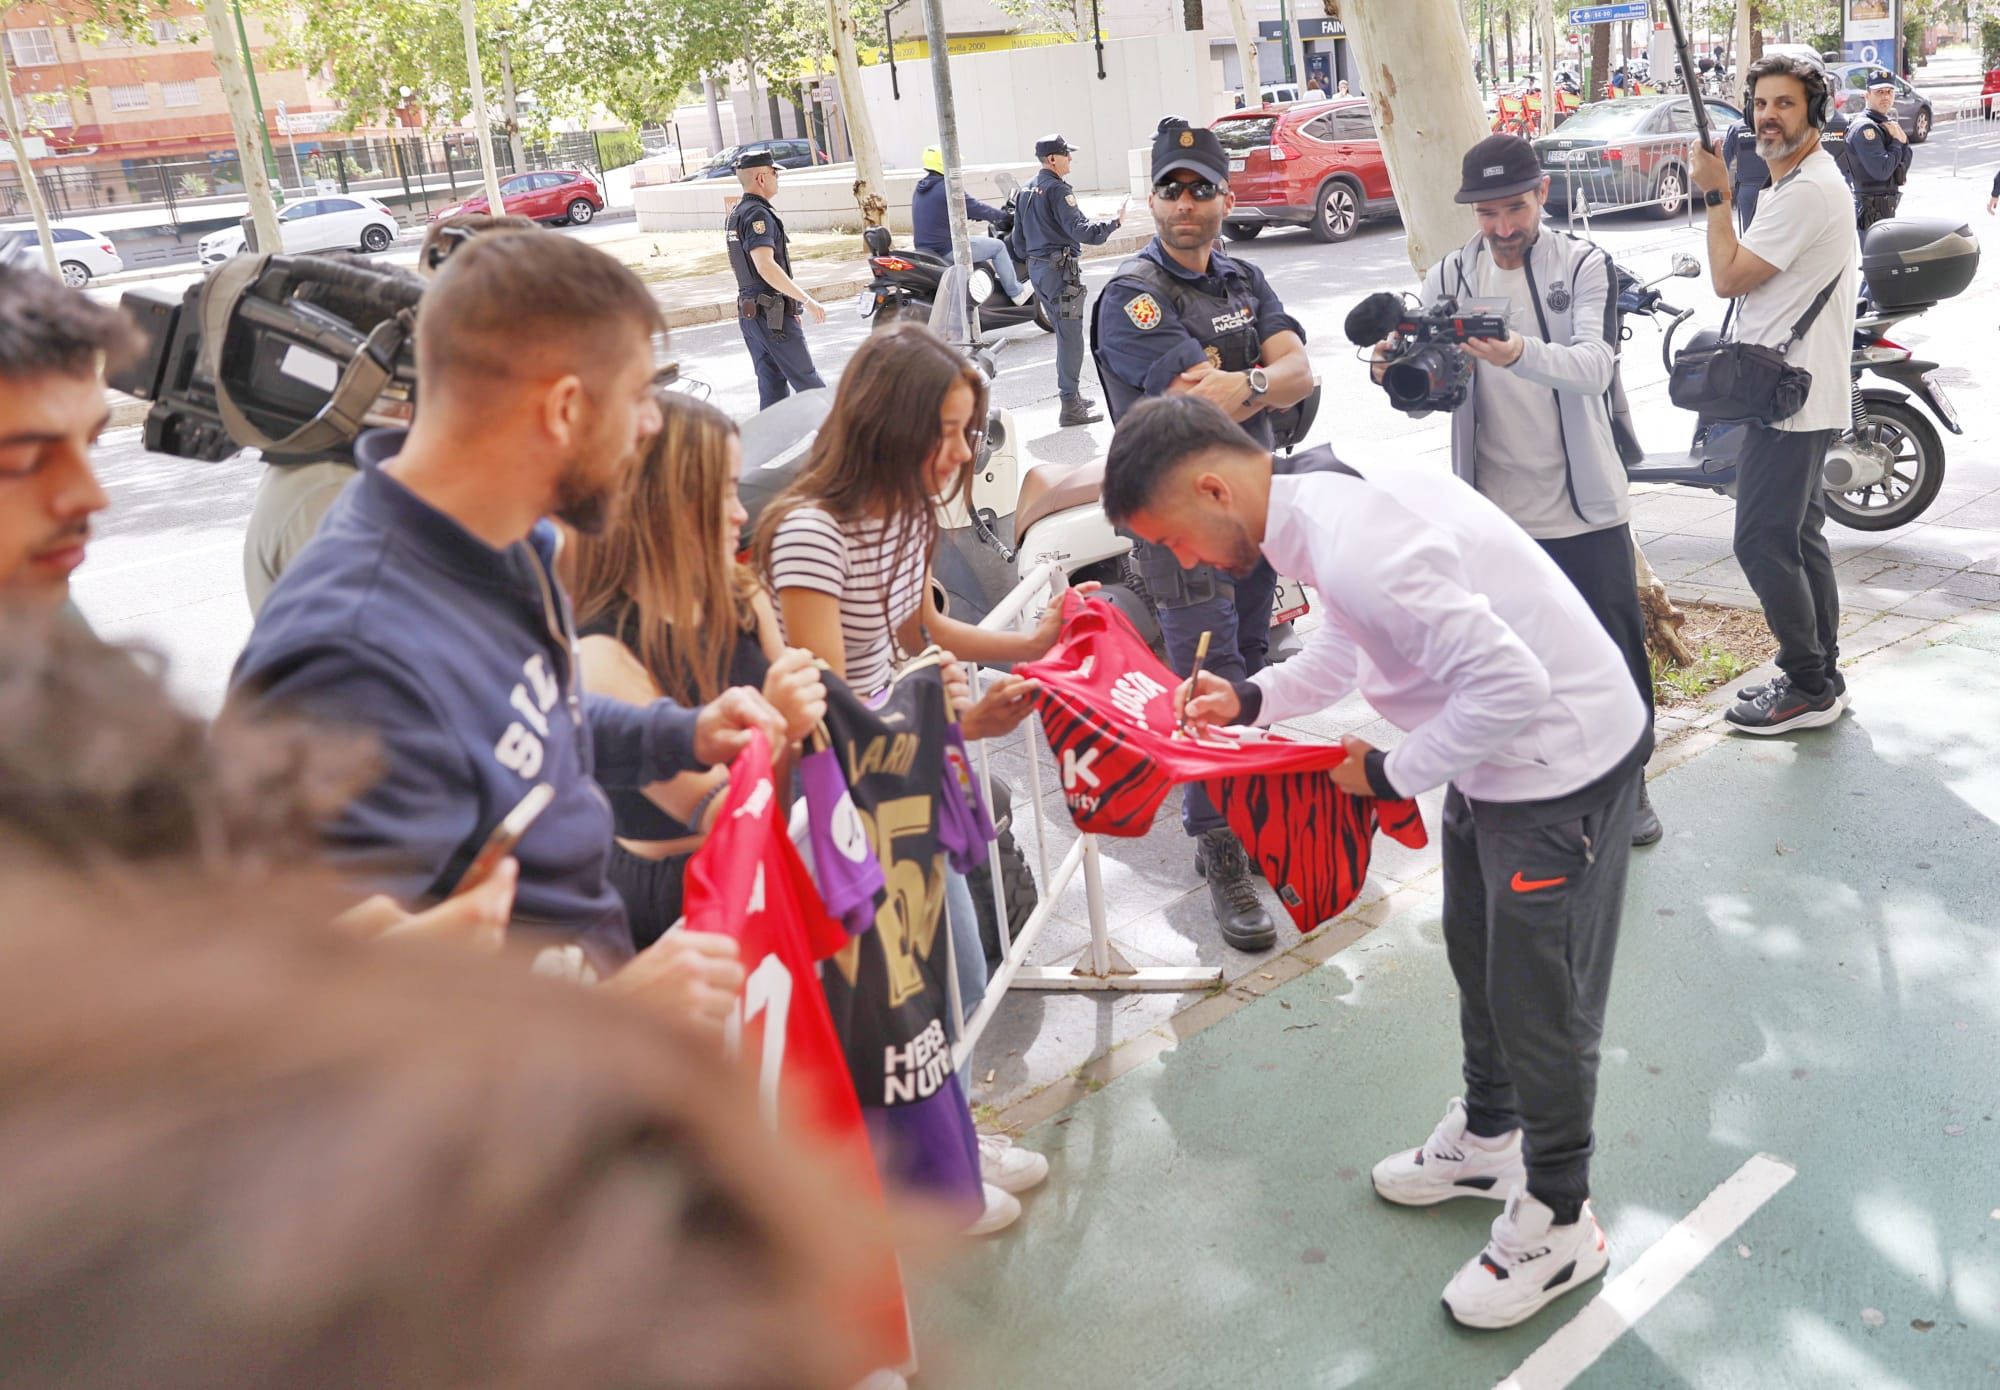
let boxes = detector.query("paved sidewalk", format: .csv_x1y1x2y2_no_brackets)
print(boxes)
925,609,2000,1389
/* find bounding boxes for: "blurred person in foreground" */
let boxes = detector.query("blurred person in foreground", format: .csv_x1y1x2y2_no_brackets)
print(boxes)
229,232,808,1018
0,262,138,615
0,868,904,1390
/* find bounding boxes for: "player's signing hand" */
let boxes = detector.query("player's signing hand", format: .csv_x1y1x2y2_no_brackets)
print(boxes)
1177,669,1242,733
693,686,788,767
762,648,827,742
609,929,746,1036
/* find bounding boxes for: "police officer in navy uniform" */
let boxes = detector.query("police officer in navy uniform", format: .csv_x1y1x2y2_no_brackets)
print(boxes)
1091,117,1314,952
726,148,827,409
1836,70,1913,232
1015,134,1126,426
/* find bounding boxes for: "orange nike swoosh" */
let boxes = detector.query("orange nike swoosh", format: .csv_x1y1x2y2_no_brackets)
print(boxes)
1510,872,1568,893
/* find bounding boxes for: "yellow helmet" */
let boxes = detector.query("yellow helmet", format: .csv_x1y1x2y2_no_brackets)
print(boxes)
921,144,944,174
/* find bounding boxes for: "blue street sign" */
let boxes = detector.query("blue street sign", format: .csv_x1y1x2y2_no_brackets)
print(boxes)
1569,2,1648,23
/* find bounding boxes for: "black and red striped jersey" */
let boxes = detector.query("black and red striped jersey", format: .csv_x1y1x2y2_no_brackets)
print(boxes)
1020,593,1427,931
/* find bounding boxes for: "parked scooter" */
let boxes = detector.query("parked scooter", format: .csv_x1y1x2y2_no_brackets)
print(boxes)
1618,217,1977,530
857,173,1053,335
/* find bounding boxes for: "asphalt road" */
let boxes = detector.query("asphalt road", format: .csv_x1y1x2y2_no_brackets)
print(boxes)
72,148,2000,714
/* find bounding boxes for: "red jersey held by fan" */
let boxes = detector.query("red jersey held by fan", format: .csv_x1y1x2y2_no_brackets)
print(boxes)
1019,593,1426,931
683,733,912,1371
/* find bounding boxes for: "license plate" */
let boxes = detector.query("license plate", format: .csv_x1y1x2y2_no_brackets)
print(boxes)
1548,150,1584,164
855,289,875,318
1270,579,1309,626
1922,370,1959,431
1229,157,1247,172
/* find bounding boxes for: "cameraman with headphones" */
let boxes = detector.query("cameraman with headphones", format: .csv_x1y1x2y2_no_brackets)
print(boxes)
1691,55,1859,736
1370,133,1660,846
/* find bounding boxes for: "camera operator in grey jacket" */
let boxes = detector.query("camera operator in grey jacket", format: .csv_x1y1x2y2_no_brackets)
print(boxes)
1379,134,1659,845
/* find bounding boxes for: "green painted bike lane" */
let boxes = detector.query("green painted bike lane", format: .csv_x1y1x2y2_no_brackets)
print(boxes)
919,618,2000,1389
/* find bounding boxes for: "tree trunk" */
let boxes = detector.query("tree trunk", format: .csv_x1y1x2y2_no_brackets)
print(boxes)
1506,12,1515,80
1225,0,1261,102
1635,541,1695,666
1538,0,1556,130
826,0,888,227
742,54,767,142
1589,20,1611,99
703,74,725,151
496,35,526,174
1739,0,1760,71
1340,0,1487,272
0,40,57,276
458,0,505,210
201,0,281,254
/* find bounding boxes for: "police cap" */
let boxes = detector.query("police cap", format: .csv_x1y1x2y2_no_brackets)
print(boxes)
1866,69,1896,90
734,148,777,171
1150,117,1228,185
1034,134,1079,159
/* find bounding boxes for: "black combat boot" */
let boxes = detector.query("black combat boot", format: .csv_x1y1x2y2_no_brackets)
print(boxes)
1195,827,1276,952
1058,395,1103,427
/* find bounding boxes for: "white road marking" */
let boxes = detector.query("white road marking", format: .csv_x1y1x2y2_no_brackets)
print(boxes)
1494,1153,1798,1390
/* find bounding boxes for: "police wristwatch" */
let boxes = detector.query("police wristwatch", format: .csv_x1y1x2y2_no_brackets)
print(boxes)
1703,188,1726,208
1246,366,1270,401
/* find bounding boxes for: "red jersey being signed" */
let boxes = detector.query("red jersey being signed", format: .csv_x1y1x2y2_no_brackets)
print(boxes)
1019,593,1426,931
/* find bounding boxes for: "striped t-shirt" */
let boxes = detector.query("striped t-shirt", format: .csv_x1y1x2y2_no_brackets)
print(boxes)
767,505,928,695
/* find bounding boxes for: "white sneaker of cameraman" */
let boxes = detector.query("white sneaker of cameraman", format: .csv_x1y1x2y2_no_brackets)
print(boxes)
1371,1098,1525,1206
1443,1189,1610,1329
978,1132,1048,1193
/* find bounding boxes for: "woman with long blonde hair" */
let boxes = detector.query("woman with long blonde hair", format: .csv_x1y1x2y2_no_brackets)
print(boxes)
568,391,822,947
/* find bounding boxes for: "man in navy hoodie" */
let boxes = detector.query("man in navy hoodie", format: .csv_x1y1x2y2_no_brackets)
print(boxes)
232,232,806,1010
911,144,1034,305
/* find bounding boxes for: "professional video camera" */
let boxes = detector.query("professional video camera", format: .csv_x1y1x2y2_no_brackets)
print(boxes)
108,253,424,463
1343,291,1509,416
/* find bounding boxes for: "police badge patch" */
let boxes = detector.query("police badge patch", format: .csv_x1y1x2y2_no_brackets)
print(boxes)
752,219,767,234
1179,130,1195,148
1546,281,1570,313
1066,194,1078,207
1204,345,1223,369
1123,293,1163,330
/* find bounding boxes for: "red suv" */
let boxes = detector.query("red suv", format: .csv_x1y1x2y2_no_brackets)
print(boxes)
431,169,606,225
1211,99,1398,244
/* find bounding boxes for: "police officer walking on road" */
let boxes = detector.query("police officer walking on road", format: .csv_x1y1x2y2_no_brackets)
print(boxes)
1091,117,1314,951
1016,134,1126,426
726,149,827,409
1835,70,1913,232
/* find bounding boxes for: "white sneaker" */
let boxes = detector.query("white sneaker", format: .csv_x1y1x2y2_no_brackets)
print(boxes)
1442,1189,1610,1330
1009,281,1035,305
1371,1098,1526,1206
965,1181,1021,1237
978,1132,1049,1194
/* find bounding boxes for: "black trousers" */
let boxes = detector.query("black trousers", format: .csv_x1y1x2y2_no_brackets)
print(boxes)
1444,769,1639,1225
1537,523,1654,743
738,309,825,410
1733,426,1840,695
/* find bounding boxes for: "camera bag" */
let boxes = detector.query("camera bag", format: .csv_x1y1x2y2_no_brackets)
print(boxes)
1667,276,1840,424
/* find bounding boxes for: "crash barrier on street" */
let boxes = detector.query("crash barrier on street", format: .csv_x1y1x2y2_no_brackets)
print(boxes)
1554,130,1702,237
948,560,1224,1068
1946,95,2000,177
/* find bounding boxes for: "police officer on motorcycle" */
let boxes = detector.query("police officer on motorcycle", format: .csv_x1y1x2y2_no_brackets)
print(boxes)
1835,70,1913,232
726,148,827,409
1092,117,1314,951
1016,134,1126,426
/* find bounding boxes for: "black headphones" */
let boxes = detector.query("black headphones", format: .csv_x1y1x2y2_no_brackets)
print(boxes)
1742,59,1832,130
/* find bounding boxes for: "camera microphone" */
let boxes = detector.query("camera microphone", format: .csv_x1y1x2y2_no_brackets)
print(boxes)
1344,291,1407,347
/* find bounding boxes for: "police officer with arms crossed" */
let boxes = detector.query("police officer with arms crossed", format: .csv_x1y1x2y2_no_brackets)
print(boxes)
1094,117,1315,950
726,148,827,409
1834,70,1913,232
1015,134,1126,427
1376,132,1661,846
1690,54,1860,735
912,144,1035,305
1103,394,1647,1330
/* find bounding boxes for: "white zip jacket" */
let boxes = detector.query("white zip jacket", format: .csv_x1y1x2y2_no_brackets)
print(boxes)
1248,467,1646,804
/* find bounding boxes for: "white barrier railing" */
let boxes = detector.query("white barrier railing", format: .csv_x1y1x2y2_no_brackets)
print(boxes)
1549,130,1702,238
948,559,1223,1068
1947,94,2000,177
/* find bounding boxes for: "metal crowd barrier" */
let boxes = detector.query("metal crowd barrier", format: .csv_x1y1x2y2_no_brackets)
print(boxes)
1550,130,1702,238
1946,94,2000,177
948,559,1223,1067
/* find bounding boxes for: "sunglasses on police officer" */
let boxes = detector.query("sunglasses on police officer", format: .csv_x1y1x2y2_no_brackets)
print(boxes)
1152,179,1225,203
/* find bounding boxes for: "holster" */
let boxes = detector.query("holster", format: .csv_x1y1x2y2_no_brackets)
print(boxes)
1057,251,1087,322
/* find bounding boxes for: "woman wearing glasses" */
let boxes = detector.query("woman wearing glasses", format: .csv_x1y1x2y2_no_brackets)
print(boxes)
755,320,1063,1237
1088,116,1316,957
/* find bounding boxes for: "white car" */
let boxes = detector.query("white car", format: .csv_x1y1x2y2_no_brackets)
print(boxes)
0,222,125,287
198,194,401,266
